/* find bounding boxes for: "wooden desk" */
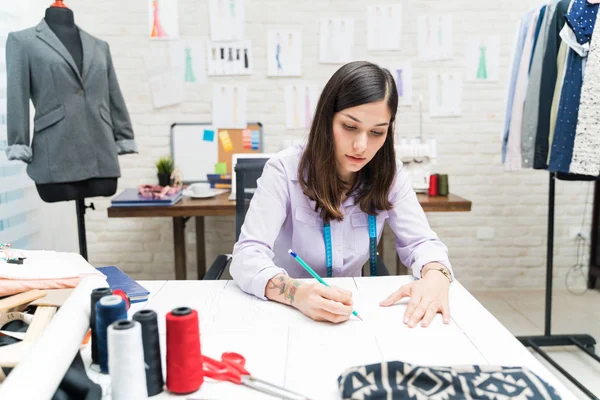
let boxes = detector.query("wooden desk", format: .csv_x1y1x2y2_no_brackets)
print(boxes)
86,277,576,399
107,192,472,280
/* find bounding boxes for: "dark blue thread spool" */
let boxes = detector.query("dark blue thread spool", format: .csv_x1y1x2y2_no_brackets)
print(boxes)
133,309,164,396
95,295,127,374
90,287,112,364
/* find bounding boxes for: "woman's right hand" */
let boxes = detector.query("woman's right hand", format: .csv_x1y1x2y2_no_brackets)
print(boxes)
293,283,354,323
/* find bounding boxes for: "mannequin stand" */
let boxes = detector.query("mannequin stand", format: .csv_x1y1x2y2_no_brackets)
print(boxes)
75,200,95,260
516,172,599,400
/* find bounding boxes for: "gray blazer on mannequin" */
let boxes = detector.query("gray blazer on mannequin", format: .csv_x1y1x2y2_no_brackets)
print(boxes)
5,19,137,184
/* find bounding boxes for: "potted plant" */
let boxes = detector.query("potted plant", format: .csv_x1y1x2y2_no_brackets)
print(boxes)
156,156,174,187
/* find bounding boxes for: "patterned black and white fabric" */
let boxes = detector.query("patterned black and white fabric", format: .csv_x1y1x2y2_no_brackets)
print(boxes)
338,361,562,400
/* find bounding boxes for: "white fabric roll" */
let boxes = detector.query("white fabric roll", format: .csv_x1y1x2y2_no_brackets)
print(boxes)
0,275,108,400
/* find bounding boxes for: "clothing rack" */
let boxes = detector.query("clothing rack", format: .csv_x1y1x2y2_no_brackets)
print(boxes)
516,172,599,400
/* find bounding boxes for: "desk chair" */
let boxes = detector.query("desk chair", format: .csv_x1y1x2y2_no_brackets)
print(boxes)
204,160,268,280
203,161,389,280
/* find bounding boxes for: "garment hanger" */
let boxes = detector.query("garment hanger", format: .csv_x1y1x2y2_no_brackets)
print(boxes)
50,0,68,8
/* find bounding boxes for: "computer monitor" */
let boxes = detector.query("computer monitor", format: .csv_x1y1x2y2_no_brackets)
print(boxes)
229,153,274,200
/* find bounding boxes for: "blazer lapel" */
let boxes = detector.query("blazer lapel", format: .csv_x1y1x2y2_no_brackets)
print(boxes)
35,19,83,86
79,29,96,80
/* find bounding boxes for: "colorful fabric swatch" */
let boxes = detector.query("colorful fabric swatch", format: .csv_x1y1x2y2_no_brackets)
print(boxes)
251,130,260,150
242,129,252,149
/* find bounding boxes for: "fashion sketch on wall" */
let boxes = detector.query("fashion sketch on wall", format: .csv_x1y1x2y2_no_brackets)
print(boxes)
319,18,354,64
143,45,183,108
387,62,413,106
429,72,462,117
367,4,402,51
284,85,320,129
209,0,244,41
267,31,302,77
418,15,453,60
207,40,252,76
148,0,179,39
212,85,247,129
169,40,207,84
466,37,500,82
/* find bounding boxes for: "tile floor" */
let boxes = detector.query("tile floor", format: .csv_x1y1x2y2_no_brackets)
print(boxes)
470,288,600,400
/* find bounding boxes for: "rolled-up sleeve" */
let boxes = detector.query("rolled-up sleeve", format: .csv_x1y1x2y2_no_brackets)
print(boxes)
5,33,33,163
387,164,454,281
230,158,290,299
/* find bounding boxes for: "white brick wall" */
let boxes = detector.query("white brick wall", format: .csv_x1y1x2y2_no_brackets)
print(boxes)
37,0,594,291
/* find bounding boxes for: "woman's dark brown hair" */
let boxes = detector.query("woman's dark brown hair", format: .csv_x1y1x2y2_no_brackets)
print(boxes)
299,61,398,222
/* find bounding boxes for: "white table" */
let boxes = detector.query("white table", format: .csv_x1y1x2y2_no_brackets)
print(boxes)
85,276,576,399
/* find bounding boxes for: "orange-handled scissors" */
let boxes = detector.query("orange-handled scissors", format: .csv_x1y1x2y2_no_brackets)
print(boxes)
199,352,311,400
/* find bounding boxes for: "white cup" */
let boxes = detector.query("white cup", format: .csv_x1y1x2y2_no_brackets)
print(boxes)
190,183,211,195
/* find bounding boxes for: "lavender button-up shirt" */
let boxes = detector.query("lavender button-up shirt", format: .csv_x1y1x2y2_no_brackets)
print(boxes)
230,146,453,300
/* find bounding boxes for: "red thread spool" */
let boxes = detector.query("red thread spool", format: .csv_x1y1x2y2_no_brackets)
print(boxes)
166,307,204,394
428,174,439,196
112,289,130,310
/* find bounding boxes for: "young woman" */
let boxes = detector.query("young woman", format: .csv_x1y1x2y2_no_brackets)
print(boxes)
230,61,453,328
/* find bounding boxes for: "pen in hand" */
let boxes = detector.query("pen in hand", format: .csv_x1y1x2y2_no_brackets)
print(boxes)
288,249,363,321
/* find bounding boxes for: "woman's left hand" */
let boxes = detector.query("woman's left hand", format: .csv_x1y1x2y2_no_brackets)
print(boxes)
379,265,451,328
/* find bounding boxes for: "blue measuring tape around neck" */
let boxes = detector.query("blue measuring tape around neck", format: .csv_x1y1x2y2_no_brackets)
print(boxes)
323,215,377,277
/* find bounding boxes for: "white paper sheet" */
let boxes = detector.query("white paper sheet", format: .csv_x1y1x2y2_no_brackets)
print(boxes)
207,40,253,76
285,323,383,400
368,4,402,51
466,36,500,82
418,15,453,60
209,0,245,41
284,84,320,129
143,45,172,77
386,62,413,106
429,71,462,117
143,45,184,108
267,31,302,77
212,85,247,129
149,70,184,108
169,40,207,84
319,18,355,64
0,250,102,280
148,0,179,40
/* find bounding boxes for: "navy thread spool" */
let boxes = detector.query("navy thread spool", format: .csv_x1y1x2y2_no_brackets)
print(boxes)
90,287,112,364
133,309,164,396
95,295,127,373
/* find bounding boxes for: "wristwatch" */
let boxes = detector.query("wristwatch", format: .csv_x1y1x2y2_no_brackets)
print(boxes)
422,266,452,283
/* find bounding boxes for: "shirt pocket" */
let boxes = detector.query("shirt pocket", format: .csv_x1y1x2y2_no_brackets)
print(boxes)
351,214,369,255
295,206,321,227
351,211,388,255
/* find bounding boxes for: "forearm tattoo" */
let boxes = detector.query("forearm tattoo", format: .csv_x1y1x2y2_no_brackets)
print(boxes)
269,275,302,304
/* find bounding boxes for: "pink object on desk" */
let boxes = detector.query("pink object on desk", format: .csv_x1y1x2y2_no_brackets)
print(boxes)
138,184,180,199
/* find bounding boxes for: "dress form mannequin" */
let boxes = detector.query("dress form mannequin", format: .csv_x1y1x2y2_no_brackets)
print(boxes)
37,4,117,258
37,5,118,204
